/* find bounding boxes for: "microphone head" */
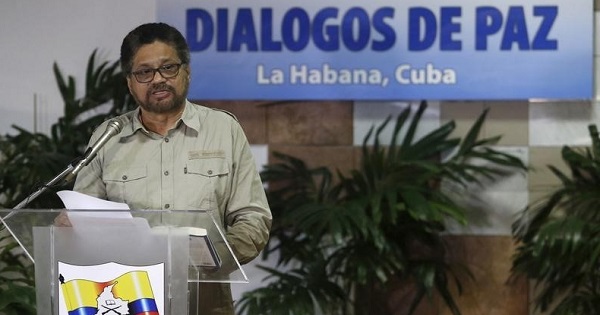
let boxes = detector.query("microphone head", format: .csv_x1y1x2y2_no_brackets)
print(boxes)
107,116,127,134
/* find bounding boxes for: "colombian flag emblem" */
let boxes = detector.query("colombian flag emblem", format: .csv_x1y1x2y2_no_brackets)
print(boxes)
60,270,160,315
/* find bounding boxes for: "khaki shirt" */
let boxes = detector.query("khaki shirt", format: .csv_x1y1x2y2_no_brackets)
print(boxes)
74,101,272,314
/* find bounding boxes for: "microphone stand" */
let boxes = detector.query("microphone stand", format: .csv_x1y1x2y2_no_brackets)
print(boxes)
4,117,124,220
3,157,82,220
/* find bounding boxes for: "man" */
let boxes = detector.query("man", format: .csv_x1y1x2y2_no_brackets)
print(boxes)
73,23,272,314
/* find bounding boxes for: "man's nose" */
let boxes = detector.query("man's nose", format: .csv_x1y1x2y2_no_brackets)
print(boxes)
151,69,168,82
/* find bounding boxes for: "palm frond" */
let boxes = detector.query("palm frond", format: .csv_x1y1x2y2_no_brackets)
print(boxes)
512,124,600,315
241,101,526,315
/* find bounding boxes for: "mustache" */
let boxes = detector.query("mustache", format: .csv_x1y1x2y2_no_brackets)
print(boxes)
148,83,175,94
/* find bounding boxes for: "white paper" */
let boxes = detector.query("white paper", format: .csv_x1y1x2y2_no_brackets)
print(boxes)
57,190,130,211
56,190,147,228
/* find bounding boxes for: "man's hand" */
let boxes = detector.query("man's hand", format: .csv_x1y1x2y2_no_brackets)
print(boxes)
53,211,72,227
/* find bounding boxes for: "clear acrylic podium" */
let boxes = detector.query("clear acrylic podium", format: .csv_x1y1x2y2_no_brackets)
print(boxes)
0,208,247,315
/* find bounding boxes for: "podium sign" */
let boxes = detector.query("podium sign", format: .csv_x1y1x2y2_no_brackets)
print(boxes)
0,209,246,315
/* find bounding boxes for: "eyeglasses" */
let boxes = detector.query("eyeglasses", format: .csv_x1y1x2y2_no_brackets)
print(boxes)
129,63,184,83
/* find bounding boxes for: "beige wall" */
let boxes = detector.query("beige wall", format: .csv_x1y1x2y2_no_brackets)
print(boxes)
200,92,597,315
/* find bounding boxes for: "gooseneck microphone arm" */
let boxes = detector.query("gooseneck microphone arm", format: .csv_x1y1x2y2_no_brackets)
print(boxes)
11,118,125,211
12,164,79,210
63,118,124,183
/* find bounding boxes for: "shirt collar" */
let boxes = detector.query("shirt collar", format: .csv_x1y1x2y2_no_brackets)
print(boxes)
119,100,201,138
180,100,202,133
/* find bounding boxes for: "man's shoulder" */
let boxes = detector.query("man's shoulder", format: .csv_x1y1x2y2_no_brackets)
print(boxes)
189,101,239,122
210,107,239,121
90,110,137,137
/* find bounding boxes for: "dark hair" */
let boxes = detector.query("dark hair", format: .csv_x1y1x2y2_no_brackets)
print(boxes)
120,23,190,74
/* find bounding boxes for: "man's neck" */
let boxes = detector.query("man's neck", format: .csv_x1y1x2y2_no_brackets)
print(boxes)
139,106,185,136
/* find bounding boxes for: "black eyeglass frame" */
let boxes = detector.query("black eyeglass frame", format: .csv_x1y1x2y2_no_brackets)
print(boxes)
129,63,185,83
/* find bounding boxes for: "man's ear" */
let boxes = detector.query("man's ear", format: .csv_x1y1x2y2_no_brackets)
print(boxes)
126,76,133,91
184,65,191,81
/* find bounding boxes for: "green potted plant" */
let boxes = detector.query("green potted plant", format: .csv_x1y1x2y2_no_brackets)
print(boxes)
0,230,36,315
237,101,528,315
511,124,600,315
0,49,134,209
0,50,135,314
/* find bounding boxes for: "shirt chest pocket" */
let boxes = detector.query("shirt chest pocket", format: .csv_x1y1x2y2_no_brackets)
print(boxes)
185,158,229,177
183,158,230,210
103,166,149,207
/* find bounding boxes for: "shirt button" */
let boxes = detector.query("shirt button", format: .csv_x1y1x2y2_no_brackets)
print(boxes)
164,171,169,176
207,170,213,175
164,138,169,143
165,204,170,209
122,175,128,180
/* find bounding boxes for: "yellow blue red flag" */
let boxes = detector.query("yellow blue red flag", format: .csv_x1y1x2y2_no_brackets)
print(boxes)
60,271,159,315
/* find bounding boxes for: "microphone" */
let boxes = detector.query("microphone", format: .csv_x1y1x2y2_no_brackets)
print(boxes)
64,117,126,182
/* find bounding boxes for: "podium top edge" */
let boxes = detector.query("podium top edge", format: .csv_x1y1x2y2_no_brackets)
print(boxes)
0,209,215,213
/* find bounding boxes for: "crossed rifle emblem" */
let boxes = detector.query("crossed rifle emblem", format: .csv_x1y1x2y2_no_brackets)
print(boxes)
100,299,127,315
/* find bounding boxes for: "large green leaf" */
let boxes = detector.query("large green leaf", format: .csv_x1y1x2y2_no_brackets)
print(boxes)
239,101,527,315
0,50,135,209
512,124,600,315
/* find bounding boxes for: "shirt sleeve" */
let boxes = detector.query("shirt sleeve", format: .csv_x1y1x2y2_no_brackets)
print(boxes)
222,120,272,265
72,123,108,199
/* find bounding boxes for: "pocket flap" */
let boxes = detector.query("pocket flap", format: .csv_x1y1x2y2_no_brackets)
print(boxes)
186,158,229,177
105,166,147,182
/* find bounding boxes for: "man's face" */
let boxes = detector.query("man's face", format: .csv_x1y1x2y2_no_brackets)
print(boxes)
127,41,190,114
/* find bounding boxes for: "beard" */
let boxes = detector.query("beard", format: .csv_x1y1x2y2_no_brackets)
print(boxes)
134,82,188,114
